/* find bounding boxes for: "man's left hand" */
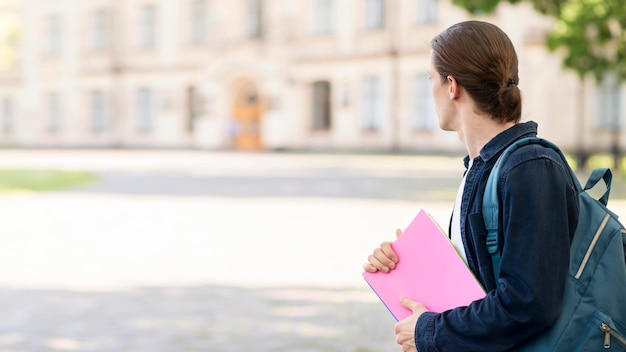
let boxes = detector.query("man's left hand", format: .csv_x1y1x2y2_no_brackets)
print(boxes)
394,297,428,352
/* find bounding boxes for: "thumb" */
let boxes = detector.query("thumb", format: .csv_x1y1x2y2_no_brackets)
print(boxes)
400,296,421,312
395,228,403,238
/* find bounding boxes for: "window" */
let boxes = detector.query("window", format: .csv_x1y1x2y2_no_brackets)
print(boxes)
93,9,110,51
312,81,332,131
140,4,157,48
1,98,13,134
412,74,437,131
415,0,437,24
594,74,623,130
364,0,384,30
191,0,208,44
186,86,199,133
248,0,263,39
312,0,335,35
91,90,108,132
137,88,153,131
361,76,384,131
45,14,62,55
47,92,61,133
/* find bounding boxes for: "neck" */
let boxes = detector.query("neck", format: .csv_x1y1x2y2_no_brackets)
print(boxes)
458,113,515,159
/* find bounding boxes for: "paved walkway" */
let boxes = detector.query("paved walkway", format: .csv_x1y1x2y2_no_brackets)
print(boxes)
0,150,623,351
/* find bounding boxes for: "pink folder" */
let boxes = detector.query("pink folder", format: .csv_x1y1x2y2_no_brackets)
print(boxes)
363,209,486,321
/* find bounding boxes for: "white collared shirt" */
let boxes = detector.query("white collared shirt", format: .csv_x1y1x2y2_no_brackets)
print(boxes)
451,158,473,264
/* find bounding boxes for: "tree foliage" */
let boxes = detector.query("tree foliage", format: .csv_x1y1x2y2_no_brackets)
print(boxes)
451,0,626,83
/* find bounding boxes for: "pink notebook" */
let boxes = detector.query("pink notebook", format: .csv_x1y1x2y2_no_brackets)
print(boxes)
363,209,486,321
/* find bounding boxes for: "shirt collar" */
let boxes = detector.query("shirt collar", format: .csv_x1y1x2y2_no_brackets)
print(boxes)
462,121,538,169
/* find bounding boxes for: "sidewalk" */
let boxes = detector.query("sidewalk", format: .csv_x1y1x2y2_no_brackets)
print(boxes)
0,149,623,351
0,190,449,351
0,284,400,351
0,150,452,351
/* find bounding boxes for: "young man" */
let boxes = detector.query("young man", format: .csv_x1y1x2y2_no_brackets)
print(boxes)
364,21,578,352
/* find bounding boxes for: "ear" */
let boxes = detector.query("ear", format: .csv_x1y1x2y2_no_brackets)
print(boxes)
447,75,460,100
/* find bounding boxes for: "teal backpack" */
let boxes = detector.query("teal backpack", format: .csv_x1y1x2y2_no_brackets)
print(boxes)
483,137,626,351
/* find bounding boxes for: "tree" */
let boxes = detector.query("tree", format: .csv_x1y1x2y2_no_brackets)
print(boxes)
452,0,626,170
451,0,626,84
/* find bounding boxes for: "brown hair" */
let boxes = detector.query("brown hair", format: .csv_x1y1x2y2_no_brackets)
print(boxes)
431,21,522,123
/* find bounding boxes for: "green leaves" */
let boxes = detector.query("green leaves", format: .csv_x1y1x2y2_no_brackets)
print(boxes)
452,0,626,83
451,0,505,13
548,0,626,82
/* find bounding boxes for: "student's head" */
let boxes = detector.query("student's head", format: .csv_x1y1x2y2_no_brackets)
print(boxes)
430,21,521,124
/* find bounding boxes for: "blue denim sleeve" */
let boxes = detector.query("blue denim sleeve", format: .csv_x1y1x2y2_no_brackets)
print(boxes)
414,156,577,352
415,312,437,351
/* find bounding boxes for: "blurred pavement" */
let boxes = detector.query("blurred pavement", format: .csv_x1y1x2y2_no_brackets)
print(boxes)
0,149,623,351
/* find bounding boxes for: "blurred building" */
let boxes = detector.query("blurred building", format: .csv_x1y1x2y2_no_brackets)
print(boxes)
0,0,623,153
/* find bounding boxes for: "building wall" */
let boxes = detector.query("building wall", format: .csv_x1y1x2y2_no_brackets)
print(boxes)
0,0,623,153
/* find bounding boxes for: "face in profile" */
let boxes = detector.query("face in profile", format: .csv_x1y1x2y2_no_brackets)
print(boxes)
428,51,456,132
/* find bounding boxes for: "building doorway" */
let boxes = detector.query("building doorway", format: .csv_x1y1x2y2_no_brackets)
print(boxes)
231,79,262,150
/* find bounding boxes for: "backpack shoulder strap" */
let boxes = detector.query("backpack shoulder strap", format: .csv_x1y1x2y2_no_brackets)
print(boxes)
482,137,585,286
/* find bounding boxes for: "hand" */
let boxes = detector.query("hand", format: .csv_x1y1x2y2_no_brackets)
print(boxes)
394,297,428,352
363,229,402,273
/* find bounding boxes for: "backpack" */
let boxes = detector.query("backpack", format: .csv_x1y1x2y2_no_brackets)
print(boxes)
482,137,626,351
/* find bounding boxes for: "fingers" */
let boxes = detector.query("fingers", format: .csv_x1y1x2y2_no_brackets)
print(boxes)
365,253,391,273
365,242,398,273
363,230,401,273
379,241,398,265
374,242,398,269
362,262,378,273
400,297,428,314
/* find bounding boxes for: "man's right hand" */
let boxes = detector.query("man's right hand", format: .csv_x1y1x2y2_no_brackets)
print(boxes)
362,228,402,273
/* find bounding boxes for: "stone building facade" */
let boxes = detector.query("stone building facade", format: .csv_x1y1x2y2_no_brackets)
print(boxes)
0,0,623,154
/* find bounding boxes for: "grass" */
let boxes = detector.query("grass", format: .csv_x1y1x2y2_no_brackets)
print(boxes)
0,168,98,194
565,154,626,200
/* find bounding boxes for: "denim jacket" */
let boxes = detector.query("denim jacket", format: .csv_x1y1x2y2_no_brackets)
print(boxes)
415,121,579,352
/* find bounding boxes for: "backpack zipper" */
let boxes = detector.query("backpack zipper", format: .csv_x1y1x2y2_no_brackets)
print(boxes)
575,214,611,279
600,323,626,348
